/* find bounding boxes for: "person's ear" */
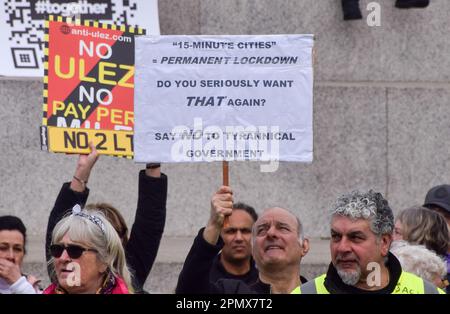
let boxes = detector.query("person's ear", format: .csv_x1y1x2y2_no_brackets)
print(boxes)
300,238,310,257
98,263,108,274
380,234,392,257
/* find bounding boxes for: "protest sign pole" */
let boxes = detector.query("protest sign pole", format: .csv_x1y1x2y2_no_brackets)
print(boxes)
223,160,229,186
223,160,230,228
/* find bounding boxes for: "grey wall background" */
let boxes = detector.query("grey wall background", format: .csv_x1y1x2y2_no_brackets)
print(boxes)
2,0,450,292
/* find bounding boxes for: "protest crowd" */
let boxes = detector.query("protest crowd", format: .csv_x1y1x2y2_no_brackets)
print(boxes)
1,0,449,300
2,147,448,294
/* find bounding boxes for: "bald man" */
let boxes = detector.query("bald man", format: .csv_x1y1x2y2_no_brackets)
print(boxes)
176,186,309,294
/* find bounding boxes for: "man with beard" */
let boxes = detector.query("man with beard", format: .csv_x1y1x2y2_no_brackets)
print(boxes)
296,190,444,294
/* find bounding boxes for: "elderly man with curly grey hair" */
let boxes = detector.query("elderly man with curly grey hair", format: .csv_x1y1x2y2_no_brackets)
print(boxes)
293,190,444,294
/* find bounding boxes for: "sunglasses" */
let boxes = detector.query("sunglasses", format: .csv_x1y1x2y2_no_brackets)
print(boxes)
50,244,98,259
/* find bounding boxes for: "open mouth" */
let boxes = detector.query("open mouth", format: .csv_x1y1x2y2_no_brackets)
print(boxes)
265,245,283,252
60,268,74,274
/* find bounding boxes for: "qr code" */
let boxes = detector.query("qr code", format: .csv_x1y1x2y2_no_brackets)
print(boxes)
3,0,139,69
111,0,138,25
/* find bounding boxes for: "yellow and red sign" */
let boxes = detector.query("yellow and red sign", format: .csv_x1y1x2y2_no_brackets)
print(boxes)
41,15,144,157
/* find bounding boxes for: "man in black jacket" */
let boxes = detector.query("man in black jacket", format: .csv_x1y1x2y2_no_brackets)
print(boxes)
176,187,258,293
176,186,309,294
45,142,167,293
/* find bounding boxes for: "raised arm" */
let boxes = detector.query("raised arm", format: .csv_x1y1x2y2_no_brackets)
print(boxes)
45,142,99,264
125,163,168,291
175,186,233,294
203,186,233,245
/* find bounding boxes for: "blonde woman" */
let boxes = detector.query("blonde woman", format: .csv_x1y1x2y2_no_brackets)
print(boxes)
44,207,132,294
393,206,449,257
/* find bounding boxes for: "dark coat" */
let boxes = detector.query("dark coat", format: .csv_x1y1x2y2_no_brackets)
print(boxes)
176,228,306,294
176,228,258,294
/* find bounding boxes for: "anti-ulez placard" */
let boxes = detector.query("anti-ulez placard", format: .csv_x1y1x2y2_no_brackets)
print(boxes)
41,15,144,157
134,35,314,163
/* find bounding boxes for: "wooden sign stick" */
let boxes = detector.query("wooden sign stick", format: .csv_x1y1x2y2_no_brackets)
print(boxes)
223,160,230,228
223,160,229,187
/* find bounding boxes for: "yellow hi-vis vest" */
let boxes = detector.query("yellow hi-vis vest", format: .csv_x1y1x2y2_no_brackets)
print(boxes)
291,271,445,294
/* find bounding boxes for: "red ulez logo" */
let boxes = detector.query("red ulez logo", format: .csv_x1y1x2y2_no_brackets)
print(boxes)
60,24,71,35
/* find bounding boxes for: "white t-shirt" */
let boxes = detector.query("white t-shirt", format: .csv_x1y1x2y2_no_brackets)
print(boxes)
0,276,37,294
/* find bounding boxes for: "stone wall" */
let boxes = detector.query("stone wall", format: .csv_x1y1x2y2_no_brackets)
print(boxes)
2,0,450,293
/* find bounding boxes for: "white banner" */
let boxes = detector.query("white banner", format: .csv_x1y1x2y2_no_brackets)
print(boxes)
0,0,159,77
134,35,314,163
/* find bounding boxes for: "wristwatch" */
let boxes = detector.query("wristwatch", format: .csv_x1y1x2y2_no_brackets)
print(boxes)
146,163,161,169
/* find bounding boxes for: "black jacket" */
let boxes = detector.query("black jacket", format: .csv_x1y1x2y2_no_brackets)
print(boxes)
45,170,168,292
176,228,259,294
176,228,306,294
323,252,402,294
211,276,307,294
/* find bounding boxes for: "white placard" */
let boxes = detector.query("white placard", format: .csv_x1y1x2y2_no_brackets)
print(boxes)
0,0,159,77
134,35,314,163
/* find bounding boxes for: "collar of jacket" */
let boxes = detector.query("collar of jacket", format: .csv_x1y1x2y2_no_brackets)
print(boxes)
323,252,402,294
212,254,258,279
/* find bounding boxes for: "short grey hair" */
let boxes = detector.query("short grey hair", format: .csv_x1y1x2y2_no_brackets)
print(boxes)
391,240,446,283
330,190,394,236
